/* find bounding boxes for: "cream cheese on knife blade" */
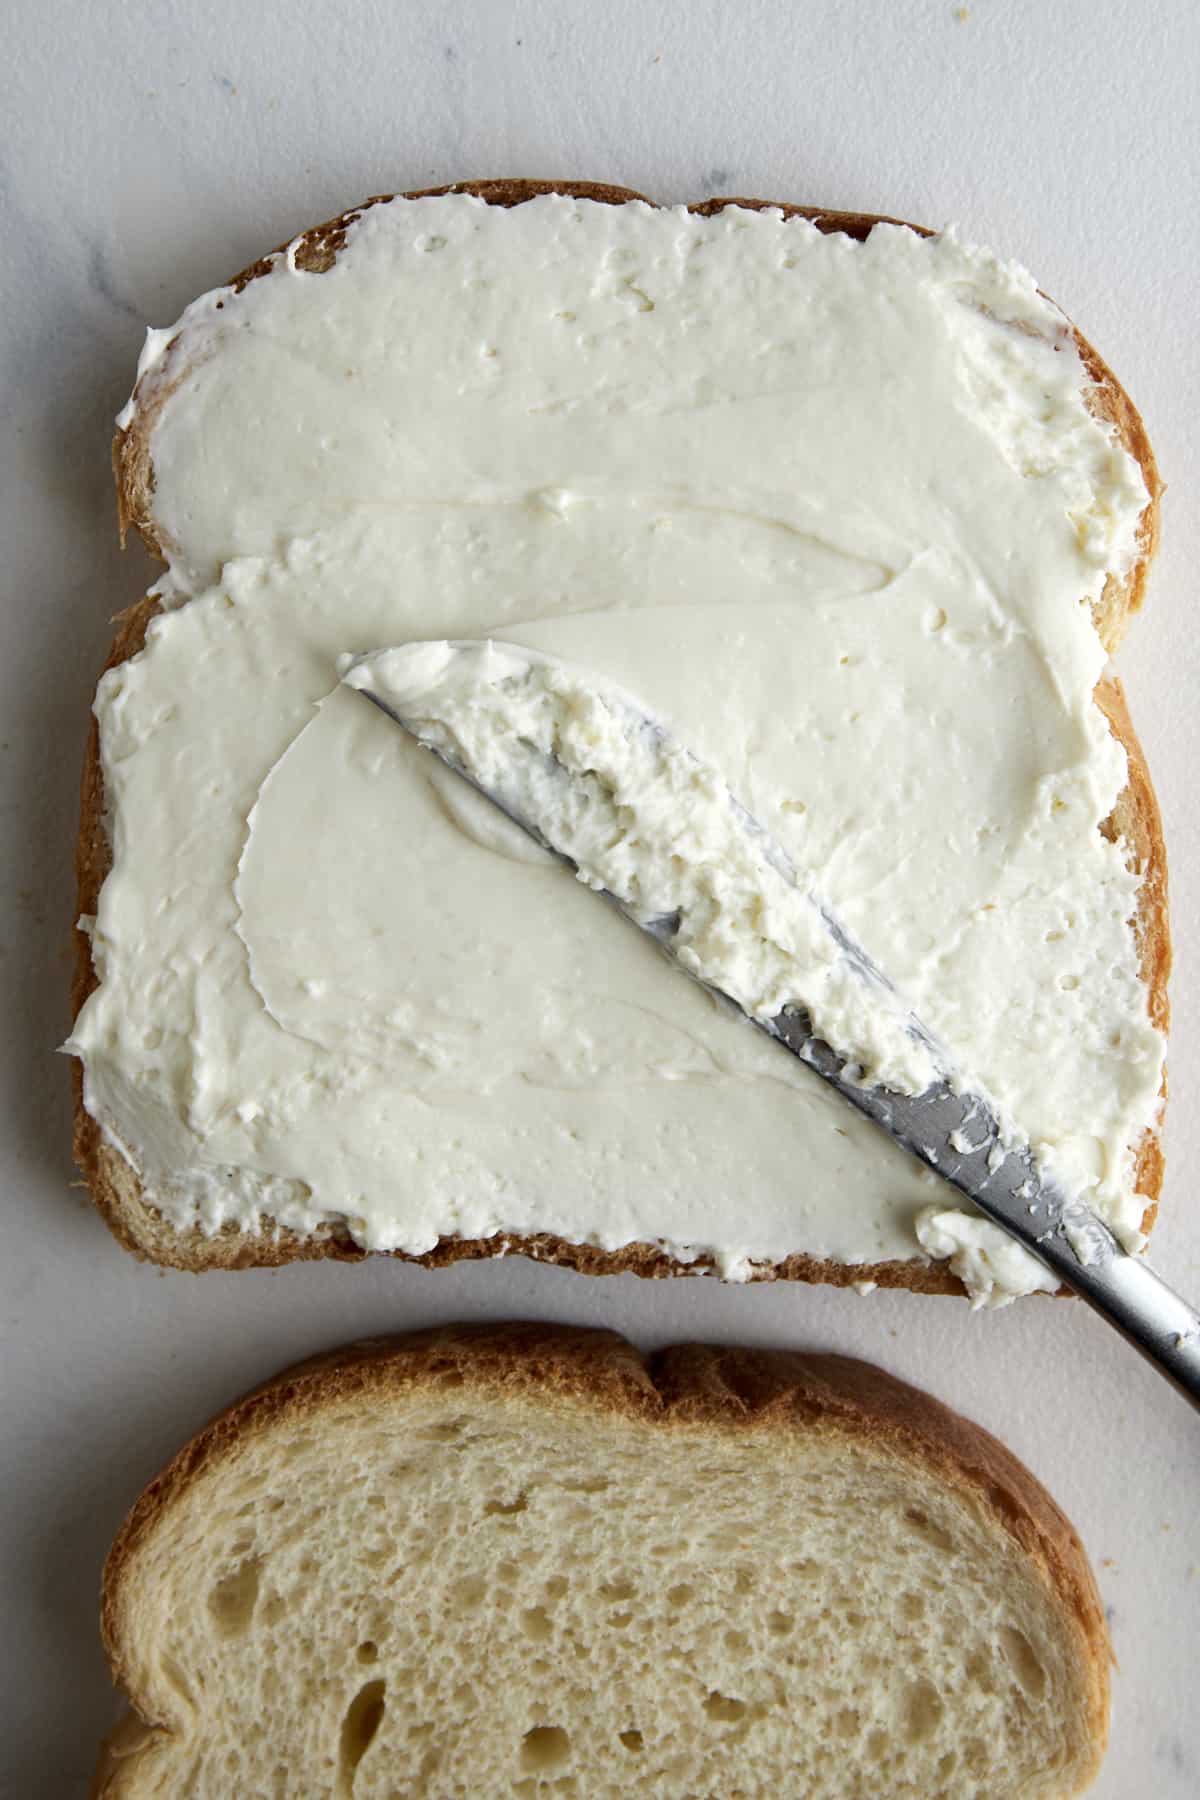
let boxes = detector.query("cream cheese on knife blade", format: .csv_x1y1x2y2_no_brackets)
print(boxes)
66,194,1162,1294
336,638,941,1089
338,637,1065,1308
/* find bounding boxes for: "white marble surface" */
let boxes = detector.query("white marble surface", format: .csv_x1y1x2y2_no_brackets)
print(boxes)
3,1,1198,1793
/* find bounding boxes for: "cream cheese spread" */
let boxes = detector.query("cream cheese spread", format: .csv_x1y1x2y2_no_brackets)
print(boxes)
338,639,940,1094
67,193,1164,1295
915,1209,1061,1308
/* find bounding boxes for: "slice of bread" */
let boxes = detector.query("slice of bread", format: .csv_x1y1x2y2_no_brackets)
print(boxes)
72,179,1169,1286
92,1324,1110,1799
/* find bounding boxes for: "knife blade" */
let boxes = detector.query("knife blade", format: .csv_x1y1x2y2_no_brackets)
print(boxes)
342,640,1200,1409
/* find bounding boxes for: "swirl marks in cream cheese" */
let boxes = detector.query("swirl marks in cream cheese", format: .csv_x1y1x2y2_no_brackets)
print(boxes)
69,195,1161,1289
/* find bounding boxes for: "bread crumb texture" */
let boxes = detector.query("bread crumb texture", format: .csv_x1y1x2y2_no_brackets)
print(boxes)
94,1326,1106,1798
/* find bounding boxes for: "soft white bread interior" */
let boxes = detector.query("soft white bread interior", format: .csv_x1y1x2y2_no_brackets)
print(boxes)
94,1324,1109,1799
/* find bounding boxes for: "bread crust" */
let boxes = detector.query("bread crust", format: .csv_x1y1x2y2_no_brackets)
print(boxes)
93,1323,1110,1797
77,179,1168,1284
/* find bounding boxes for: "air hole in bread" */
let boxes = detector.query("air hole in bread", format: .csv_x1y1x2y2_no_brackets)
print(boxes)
666,1583,693,1610
903,1507,955,1552
158,1652,195,1709
986,1483,1023,1526
452,1575,487,1610
521,1606,553,1641
619,1729,644,1752
207,1558,260,1637
335,1678,385,1794
903,1677,945,1743
483,1491,529,1517
966,1738,989,1776
520,1725,571,1771
355,1640,378,1665
416,1416,467,1442
767,1610,793,1635
965,1648,995,1692
704,1691,747,1724
1000,1626,1048,1698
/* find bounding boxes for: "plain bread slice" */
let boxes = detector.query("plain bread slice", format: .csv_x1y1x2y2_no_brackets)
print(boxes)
93,1323,1110,1799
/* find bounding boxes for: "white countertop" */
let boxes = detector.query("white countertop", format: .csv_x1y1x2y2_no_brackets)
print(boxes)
3,1,1198,1793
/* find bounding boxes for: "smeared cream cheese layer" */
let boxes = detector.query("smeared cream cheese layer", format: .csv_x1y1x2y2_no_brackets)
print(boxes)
338,640,940,1094
69,194,1163,1291
915,1209,1060,1308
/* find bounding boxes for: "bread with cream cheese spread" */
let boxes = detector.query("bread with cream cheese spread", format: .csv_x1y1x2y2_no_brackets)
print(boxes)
91,1322,1111,1799
71,179,1169,1288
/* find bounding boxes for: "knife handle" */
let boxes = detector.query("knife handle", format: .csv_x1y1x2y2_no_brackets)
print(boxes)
1031,1229,1200,1412
779,1017,1200,1413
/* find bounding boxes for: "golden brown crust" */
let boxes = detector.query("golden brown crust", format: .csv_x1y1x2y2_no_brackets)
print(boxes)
89,1712,171,1800
1093,676,1170,1237
1073,336,1163,652
79,180,1166,1285
96,1324,1110,1786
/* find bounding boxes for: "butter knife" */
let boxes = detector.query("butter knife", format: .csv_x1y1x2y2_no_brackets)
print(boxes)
343,643,1200,1411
